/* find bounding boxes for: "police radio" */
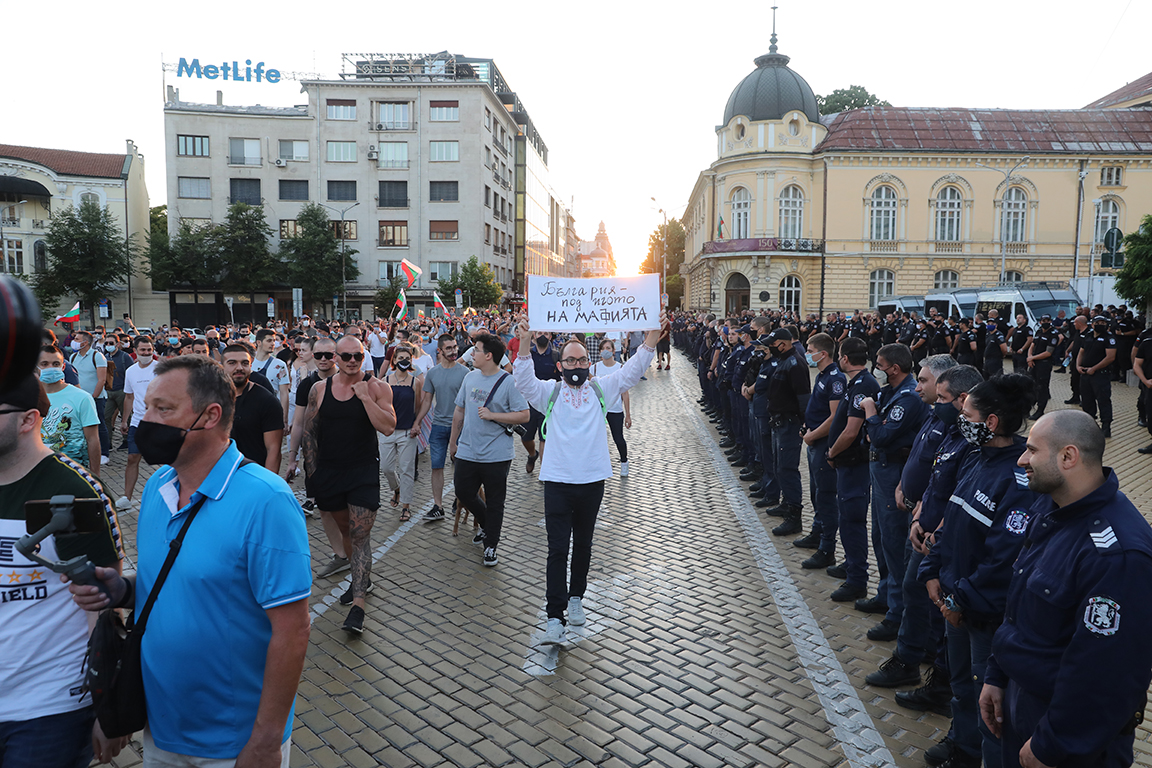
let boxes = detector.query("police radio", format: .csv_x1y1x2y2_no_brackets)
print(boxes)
16,495,112,600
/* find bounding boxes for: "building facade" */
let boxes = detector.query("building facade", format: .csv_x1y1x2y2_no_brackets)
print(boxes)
0,141,160,325
164,52,571,321
578,221,616,277
682,36,1152,316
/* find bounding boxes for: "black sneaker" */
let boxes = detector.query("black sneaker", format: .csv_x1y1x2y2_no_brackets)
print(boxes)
864,654,921,687
526,452,538,473
748,482,764,492
866,618,901,642
771,515,802,537
472,528,486,546
339,580,374,606
483,547,499,567
754,497,781,509
924,737,957,767
826,563,847,579
1138,444,1152,455
761,502,788,517
423,505,446,523
935,749,981,768
802,549,836,570
342,605,365,635
301,499,316,511
793,531,821,549
731,458,749,468
854,594,889,614
1064,397,1080,405
830,582,868,602
895,665,952,716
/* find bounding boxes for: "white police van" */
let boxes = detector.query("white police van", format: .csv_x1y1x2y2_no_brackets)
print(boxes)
924,288,979,320
974,281,1081,328
876,295,925,318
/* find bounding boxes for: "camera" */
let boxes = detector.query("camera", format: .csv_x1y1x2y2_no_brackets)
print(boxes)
504,423,529,437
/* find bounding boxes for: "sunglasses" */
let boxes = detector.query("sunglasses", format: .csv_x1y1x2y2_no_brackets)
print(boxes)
313,351,335,360
338,352,365,362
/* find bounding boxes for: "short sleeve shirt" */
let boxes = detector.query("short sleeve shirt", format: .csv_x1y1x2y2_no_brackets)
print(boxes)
231,383,284,466
828,369,881,447
454,370,529,463
254,356,289,391
423,363,470,427
42,385,100,465
805,364,847,432
71,348,107,397
124,359,159,426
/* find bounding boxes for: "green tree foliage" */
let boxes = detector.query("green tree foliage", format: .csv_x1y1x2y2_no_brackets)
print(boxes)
148,218,222,291
640,219,687,308
1115,215,1152,314
373,277,406,319
144,205,170,289
280,203,359,306
817,85,891,115
435,256,504,308
215,203,276,293
34,200,136,320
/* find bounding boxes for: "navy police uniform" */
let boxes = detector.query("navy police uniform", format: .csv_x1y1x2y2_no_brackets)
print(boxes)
765,339,812,516
1029,319,1061,417
827,368,880,590
804,362,846,554
1079,325,1117,432
984,325,1007,378
1009,323,1032,374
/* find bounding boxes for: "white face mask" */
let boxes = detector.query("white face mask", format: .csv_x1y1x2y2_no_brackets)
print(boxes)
302,321,310,328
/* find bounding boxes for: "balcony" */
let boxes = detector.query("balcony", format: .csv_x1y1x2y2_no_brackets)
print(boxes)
494,141,509,157
377,239,408,248
228,156,262,166
869,240,898,253
702,237,825,256
1005,242,1029,255
378,198,410,209
493,169,501,184
32,219,47,229
377,160,409,169
0,218,17,227
371,121,411,131
933,241,963,253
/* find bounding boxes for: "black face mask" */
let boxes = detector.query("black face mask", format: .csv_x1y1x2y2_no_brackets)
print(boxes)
135,409,207,466
563,367,589,387
770,344,789,358
395,359,412,371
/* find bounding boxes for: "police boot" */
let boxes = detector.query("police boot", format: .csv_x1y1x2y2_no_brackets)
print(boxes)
771,506,803,536
792,529,822,549
894,664,951,717
762,500,789,517
720,437,736,449
740,463,761,480
1103,422,1112,438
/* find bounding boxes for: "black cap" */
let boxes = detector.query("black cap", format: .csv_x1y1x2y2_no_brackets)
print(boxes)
316,321,330,332
1040,314,1051,321
766,328,793,343
739,324,753,335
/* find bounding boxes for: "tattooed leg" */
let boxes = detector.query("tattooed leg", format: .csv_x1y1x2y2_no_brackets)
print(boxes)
348,504,377,607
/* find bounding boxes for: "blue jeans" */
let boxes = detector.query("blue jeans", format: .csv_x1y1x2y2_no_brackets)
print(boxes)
428,424,451,470
807,439,838,552
870,458,908,621
946,620,1001,768
757,416,778,502
93,396,110,456
770,416,803,507
896,546,934,664
836,462,870,587
0,707,94,768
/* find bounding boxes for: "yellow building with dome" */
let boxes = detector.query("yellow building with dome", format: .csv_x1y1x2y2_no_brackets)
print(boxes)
681,32,1152,315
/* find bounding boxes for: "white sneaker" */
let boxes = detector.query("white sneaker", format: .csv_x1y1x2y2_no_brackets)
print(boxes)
568,597,586,626
620,461,629,477
541,618,565,646
100,455,110,466
115,496,131,511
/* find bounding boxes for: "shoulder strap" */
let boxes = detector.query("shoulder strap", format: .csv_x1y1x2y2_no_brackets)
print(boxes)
131,494,208,636
589,380,608,422
540,382,563,441
483,373,509,408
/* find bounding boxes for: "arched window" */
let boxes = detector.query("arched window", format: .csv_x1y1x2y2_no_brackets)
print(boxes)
935,186,962,242
779,275,801,314
1095,199,1120,243
870,186,898,241
778,186,804,240
1005,270,1023,283
731,188,750,239
869,269,894,308
934,269,959,290
80,192,100,206
1002,187,1027,242
33,240,47,273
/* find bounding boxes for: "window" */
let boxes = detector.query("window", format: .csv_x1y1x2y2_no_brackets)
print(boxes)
484,186,491,207
1101,166,1123,187
484,108,492,130
870,186,898,240
779,275,801,314
429,141,459,162
730,188,750,239
1095,198,1120,243
177,135,209,157
33,240,47,273
3,239,22,274
327,141,357,163
429,261,456,281
326,99,356,120
869,269,895,308
430,181,459,202
378,142,407,169
80,192,100,206
279,180,308,201
278,140,309,161
379,221,408,247
331,221,357,241
228,138,260,165
177,177,211,199
377,102,410,130
429,220,459,240
778,185,804,239
934,270,959,290
378,181,408,208
279,220,300,239
430,100,459,121
1005,270,1024,283
229,178,261,205
327,181,356,201
935,186,962,241
485,224,491,244
1002,187,1027,242
379,261,404,280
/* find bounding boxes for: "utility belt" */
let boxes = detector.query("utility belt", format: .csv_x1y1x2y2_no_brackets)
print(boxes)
833,442,870,467
767,412,800,429
870,446,912,463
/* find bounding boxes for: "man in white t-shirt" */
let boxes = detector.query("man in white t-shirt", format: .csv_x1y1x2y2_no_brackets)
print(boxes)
461,330,511,371
117,336,159,510
253,329,290,424
367,323,389,374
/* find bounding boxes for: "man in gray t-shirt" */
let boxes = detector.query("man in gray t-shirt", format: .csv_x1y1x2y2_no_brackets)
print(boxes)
413,335,470,521
449,333,530,567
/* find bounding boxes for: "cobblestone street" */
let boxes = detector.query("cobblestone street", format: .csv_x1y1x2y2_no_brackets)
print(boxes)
99,352,1152,767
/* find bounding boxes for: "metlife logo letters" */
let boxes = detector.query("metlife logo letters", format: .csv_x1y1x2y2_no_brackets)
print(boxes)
177,57,281,83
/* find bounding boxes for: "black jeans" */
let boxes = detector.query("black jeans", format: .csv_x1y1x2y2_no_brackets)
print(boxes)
544,480,605,622
606,411,628,463
454,458,511,549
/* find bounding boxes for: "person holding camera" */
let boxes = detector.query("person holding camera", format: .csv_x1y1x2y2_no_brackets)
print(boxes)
448,333,530,568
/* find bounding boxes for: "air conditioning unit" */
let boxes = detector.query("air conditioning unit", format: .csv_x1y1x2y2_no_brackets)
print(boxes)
274,158,287,167
368,145,376,151
367,151,379,160
376,123,385,130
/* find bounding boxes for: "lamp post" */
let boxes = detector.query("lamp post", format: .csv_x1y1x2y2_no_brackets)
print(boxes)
0,199,28,273
975,157,1030,283
320,201,359,320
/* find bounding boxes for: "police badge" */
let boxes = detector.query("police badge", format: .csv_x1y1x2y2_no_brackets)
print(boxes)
1004,510,1029,536
1084,596,1120,636
889,405,904,421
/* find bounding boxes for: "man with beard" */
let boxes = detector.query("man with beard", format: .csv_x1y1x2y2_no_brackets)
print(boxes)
222,344,284,473
413,334,471,521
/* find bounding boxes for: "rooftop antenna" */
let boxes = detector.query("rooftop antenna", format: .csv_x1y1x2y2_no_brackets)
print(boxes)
770,4,778,54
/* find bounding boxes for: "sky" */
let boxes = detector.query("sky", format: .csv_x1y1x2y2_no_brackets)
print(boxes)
5,0,1152,276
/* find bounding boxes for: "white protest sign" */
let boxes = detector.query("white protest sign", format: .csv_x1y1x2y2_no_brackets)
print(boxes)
527,273,660,332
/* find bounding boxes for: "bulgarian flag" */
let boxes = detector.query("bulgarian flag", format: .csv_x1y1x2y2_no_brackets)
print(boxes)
55,301,81,324
400,259,422,288
417,309,425,318
717,217,725,239
394,289,408,321
433,292,447,312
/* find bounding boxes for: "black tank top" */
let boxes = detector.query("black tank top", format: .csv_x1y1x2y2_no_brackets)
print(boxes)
390,377,416,431
317,373,378,468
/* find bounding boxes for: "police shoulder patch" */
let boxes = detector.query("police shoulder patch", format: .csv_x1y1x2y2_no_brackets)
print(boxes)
831,381,845,396
889,405,904,421
1004,509,1029,535
1084,596,1120,636
852,393,865,410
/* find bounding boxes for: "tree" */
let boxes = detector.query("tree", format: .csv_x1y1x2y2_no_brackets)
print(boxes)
147,217,222,292
1115,215,1152,315
215,203,277,293
280,203,359,307
34,199,136,323
373,277,406,319
436,256,504,308
639,219,687,308
817,85,891,115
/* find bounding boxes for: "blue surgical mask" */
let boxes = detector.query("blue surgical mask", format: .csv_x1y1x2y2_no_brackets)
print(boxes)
168,337,180,346
934,401,959,426
39,368,65,384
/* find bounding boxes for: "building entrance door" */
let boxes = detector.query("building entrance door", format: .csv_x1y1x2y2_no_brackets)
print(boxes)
725,272,750,315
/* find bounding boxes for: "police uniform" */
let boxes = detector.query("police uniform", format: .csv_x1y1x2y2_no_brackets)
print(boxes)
1134,330,1152,435
827,368,881,592
1029,319,1060,417
910,324,931,367
1113,314,1137,380
1009,323,1032,374
956,326,977,366
728,340,753,464
1079,324,1117,433
987,469,1152,767
882,319,900,345
764,331,812,533
752,336,782,505
983,324,1007,378
803,362,847,556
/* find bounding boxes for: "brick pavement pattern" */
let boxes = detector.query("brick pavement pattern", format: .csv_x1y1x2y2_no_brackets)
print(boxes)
94,356,1152,767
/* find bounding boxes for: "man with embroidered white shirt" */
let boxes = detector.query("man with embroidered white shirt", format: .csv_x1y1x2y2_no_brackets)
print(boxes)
513,311,666,645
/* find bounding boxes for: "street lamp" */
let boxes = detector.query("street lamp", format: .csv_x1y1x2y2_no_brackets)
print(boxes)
319,201,360,320
0,200,28,273
650,197,668,302
975,157,1030,283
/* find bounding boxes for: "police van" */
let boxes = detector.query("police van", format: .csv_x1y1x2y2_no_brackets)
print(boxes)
876,295,925,318
974,281,1081,328
924,288,979,320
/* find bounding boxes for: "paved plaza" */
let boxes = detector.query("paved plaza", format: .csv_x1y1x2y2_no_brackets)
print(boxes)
98,355,1152,767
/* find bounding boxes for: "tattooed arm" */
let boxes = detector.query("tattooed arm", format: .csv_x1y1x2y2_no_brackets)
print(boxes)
301,380,323,478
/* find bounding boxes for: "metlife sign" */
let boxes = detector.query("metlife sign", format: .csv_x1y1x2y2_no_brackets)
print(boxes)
176,57,282,83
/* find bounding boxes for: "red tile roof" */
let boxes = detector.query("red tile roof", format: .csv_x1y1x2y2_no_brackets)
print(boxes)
1084,72,1152,109
816,108,1152,154
0,144,128,179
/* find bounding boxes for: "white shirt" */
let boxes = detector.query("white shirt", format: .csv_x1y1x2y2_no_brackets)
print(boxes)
124,358,158,426
590,361,625,413
514,345,653,483
253,355,289,391
461,346,510,370
367,330,388,357
412,354,434,376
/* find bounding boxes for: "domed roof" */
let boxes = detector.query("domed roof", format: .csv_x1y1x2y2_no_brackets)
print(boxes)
587,245,608,259
723,46,819,125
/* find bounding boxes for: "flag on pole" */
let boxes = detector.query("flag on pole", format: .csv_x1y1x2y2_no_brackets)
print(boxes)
394,289,408,321
433,292,447,312
417,309,425,318
55,301,81,324
717,217,725,239
400,259,422,288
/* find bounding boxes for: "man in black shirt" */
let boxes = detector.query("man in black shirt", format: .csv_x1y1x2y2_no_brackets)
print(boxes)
1027,314,1061,419
1008,314,1032,374
1134,330,1152,453
982,320,1008,378
763,328,811,537
954,318,977,366
1077,316,1117,437
222,344,284,472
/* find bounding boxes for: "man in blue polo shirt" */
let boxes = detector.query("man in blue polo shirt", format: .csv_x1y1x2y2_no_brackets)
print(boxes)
71,355,311,766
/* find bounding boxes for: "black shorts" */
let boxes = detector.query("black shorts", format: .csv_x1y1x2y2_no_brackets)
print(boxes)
657,339,671,354
315,484,381,513
524,406,545,441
